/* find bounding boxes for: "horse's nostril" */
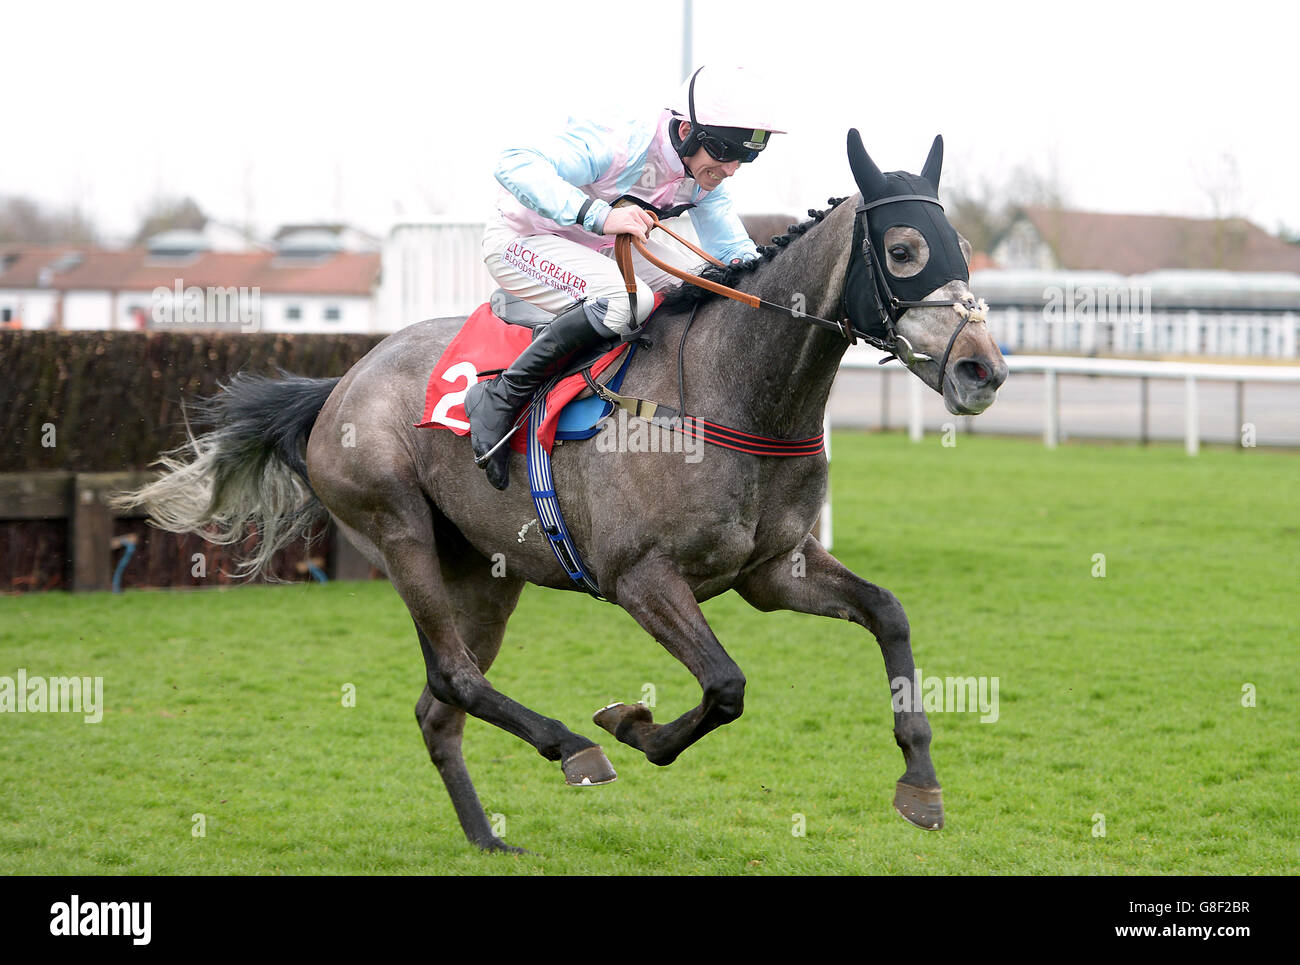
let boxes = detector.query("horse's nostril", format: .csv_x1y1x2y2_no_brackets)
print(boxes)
957,359,992,386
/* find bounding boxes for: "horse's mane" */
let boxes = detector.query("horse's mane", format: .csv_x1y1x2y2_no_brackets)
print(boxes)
658,196,850,311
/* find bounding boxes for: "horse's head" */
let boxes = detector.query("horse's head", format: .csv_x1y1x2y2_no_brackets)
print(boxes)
843,130,1007,415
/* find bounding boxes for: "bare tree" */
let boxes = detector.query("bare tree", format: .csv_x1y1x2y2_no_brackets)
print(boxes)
131,196,207,246
1195,153,1248,269
943,174,1010,255
0,195,98,245
943,158,1068,258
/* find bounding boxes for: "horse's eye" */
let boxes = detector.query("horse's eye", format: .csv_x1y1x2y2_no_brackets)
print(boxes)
889,245,909,262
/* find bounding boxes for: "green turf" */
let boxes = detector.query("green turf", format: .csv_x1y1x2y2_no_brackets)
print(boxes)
1,432,1296,875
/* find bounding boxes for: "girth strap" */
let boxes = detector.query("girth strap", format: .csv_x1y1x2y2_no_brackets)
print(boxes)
580,370,824,457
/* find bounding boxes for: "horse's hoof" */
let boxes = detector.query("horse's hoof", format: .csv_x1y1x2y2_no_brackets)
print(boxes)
478,837,527,858
562,745,617,786
893,781,944,830
479,836,530,856
593,701,653,739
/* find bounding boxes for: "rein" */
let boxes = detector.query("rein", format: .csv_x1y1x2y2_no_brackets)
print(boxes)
615,212,858,343
615,201,986,391
598,212,823,457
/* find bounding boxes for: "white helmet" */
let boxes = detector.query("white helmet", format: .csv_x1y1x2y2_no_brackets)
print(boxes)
667,65,786,163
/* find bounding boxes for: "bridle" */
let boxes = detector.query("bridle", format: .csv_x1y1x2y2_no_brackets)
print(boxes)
616,197,984,392
845,193,983,391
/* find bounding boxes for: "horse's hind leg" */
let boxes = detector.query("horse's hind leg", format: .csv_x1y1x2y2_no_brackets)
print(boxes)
415,559,523,852
414,534,564,852
335,511,536,851
392,533,615,780
733,535,943,830
329,492,614,852
416,683,520,852
423,505,612,721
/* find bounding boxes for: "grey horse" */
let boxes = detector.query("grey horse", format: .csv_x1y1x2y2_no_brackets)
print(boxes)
115,132,1007,853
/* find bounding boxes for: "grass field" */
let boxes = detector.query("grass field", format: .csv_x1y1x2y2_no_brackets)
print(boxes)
1,432,1296,875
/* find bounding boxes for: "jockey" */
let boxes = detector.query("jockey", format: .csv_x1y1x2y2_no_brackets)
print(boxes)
467,65,785,489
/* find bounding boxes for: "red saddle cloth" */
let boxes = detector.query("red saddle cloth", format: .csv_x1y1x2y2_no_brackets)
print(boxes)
415,297,658,454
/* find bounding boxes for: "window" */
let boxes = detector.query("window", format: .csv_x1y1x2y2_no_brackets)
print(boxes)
285,305,302,321
324,305,341,321
1,308,11,322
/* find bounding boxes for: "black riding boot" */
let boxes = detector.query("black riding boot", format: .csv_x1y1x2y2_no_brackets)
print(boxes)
465,301,615,491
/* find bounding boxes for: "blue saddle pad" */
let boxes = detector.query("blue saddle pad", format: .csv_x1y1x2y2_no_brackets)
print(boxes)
554,344,637,440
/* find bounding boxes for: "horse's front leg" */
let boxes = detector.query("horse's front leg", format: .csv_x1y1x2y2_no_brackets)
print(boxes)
593,555,747,766
734,535,944,830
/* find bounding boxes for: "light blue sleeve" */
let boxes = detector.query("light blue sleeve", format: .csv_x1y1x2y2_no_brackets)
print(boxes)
688,182,760,264
494,119,616,234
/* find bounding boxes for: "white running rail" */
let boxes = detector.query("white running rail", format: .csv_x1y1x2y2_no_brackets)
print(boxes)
838,348,1300,455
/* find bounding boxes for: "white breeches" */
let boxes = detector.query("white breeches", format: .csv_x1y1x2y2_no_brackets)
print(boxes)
481,219,708,338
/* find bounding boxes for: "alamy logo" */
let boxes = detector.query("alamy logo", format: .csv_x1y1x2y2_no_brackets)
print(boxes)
0,669,103,723
151,279,261,332
890,667,1000,723
594,408,704,463
49,895,151,945
1042,282,1151,330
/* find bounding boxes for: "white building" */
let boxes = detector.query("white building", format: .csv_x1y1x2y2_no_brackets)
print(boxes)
1,230,382,334
0,246,79,329
379,221,497,330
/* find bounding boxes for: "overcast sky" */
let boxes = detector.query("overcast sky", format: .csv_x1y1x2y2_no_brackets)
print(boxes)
4,0,1295,244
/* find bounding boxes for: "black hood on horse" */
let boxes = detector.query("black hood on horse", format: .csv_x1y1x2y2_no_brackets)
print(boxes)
842,131,969,344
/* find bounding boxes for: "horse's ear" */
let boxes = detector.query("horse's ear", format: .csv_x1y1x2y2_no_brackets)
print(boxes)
921,134,944,191
847,128,886,200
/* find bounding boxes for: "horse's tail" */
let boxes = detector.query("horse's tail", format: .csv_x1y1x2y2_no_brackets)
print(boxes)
110,371,340,581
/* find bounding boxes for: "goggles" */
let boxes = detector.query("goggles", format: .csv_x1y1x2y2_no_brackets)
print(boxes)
697,127,770,164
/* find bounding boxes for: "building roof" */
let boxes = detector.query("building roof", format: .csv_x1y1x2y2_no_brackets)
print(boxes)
0,246,381,296
273,223,382,251
0,245,85,288
1012,207,1300,274
273,223,351,240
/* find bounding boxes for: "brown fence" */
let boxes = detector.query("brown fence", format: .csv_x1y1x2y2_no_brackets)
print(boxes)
1,330,385,472
0,331,387,592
